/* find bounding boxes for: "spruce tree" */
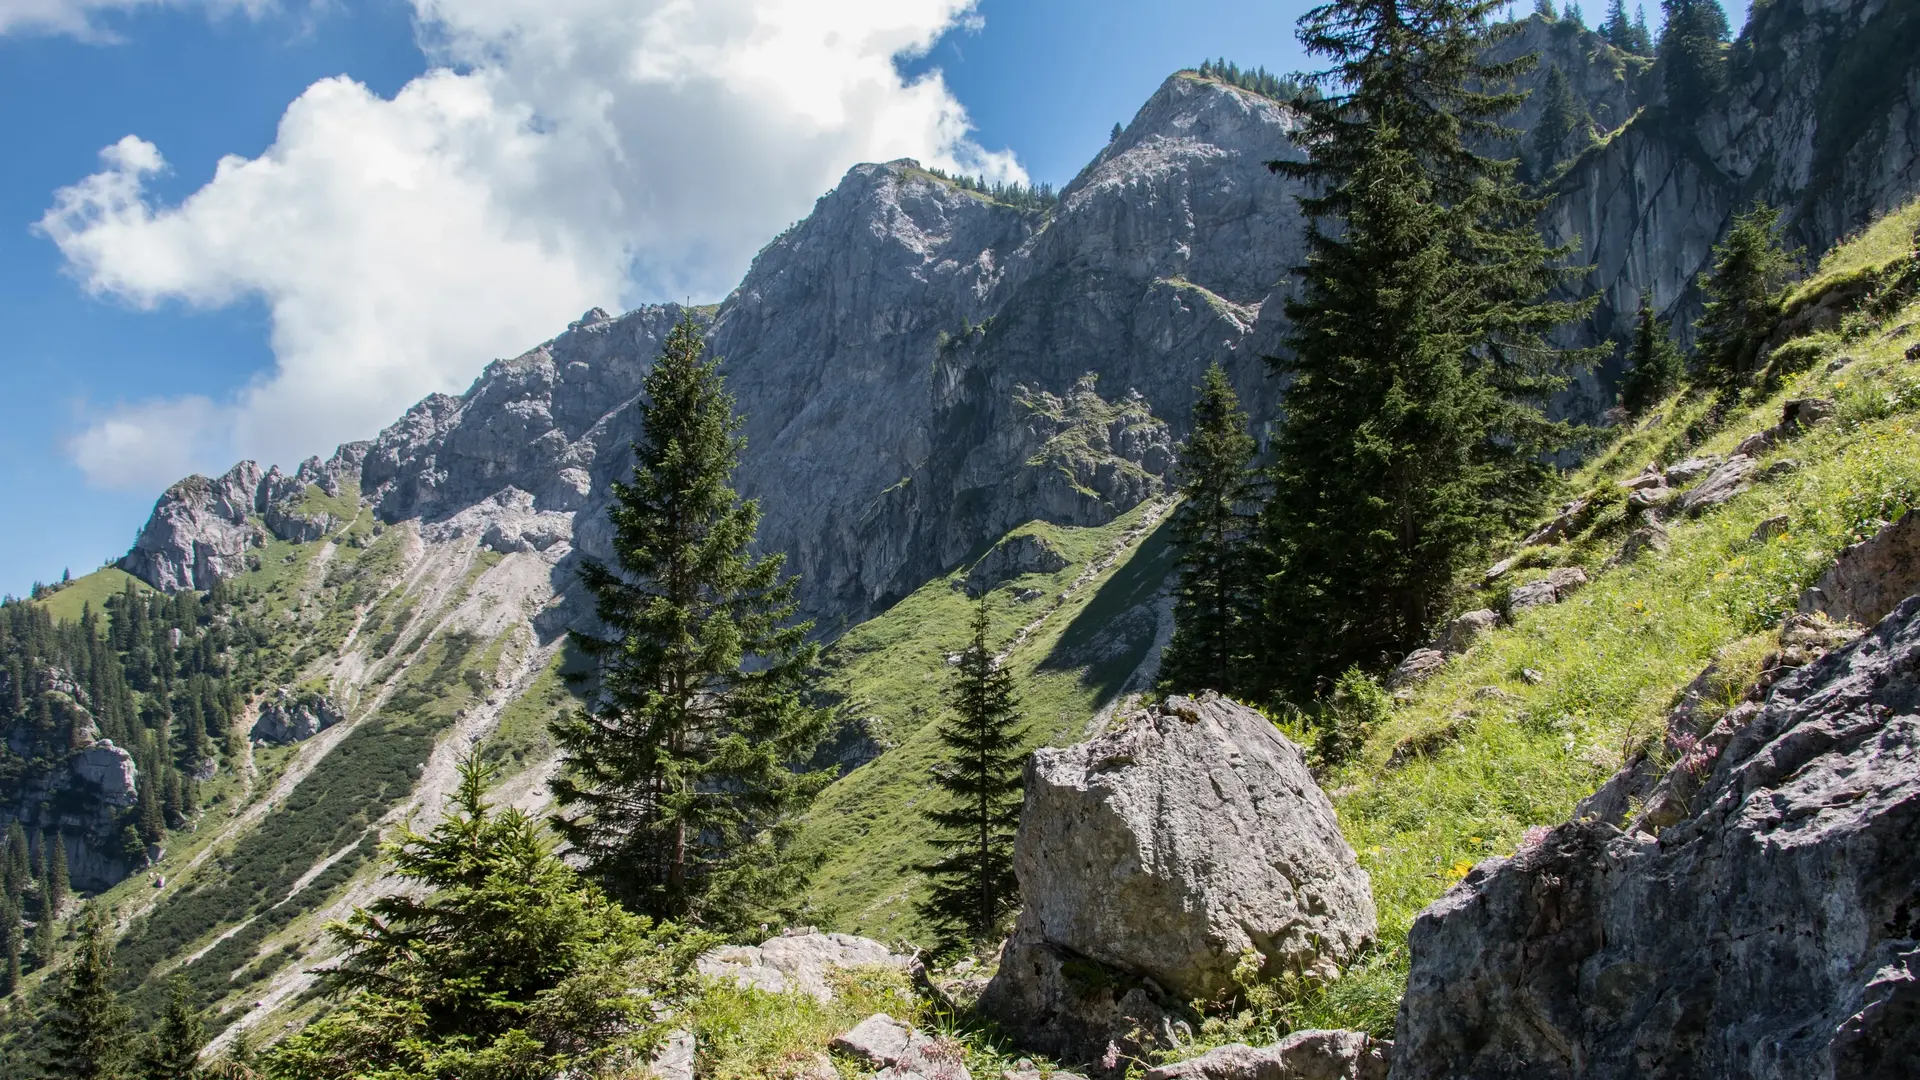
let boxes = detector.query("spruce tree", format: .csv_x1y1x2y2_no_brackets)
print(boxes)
1160,363,1261,696
917,602,1027,951
1659,0,1730,117
1263,0,1591,701
1603,0,1632,48
1618,290,1686,412
1529,65,1590,181
50,833,69,916
1695,204,1799,386
3,900,21,995
552,316,827,925
45,906,134,1080
143,976,205,1080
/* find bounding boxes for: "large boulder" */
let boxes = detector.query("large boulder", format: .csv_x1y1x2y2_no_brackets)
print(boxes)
1390,596,1920,1079
982,694,1375,1063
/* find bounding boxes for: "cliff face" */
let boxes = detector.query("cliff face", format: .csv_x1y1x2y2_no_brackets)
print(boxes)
119,5,1920,627
1547,0,1920,415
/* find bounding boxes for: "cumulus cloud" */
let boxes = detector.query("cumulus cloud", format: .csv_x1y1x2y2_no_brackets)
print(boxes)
40,0,1019,491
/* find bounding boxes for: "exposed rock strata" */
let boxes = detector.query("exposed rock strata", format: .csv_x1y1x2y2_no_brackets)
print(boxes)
1392,596,1920,1079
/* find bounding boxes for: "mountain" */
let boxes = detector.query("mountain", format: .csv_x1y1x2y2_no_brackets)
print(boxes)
4,0,1918,1056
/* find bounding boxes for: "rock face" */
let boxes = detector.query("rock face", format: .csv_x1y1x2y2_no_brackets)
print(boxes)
965,532,1070,597
696,931,914,1002
250,689,344,745
983,693,1375,1062
1145,1030,1393,1080
1799,509,1920,627
1391,596,1920,1079
71,740,137,806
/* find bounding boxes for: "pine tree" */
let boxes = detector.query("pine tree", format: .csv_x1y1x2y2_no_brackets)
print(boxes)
1695,204,1800,386
1603,0,1632,47
552,316,827,925
1160,364,1261,696
1630,5,1652,53
3,900,21,995
143,976,205,1080
917,603,1027,951
1111,121,1124,142
1529,65,1591,181
1618,290,1686,413
45,906,134,1080
1659,0,1730,117
49,833,69,916
1533,0,1556,18
1263,0,1591,702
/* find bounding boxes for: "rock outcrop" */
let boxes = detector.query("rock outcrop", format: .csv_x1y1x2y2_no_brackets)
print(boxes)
250,689,344,745
1799,509,1920,627
965,532,1070,597
831,1014,970,1080
983,693,1375,1063
1391,596,1920,1079
696,930,915,1002
1145,1030,1392,1080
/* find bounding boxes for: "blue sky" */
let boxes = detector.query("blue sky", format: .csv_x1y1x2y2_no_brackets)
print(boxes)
0,0,1746,598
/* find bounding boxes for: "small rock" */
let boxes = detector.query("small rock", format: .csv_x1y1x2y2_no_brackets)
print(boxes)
1676,456,1758,516
1619,470,1666,492
647,1029,695,1080
1825,354,1858,373
1663,456,1722,485
1761,458,1799,479
1734,430,1775,457
1483,556,1517,583
1438,609,1500,656
1780,397,1836,432
831,1014,970,1080
1905,341,1920,362
1520,668,1545,685
1143,1029,1392,1080
1507,579,1559,612
1750,515,1790,543
1617,520,1671,563
1626,484,1673,511
1387,648,1448,688
1547,566,1588,598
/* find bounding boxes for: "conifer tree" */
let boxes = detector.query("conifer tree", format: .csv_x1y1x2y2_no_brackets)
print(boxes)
50,834,69,916
1618,290,1686,412
3,900,21,995
917,602,1027,951
1695,204,1799,386
1263,0,1591,702
552,316,827,925
1659,0,1730,116
1603,0,1632,48
1160,364,1261,696
46,906,134,1080
143,976,205,1080
1529,65,1590,180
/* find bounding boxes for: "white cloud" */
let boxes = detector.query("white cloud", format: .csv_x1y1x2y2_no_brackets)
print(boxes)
0,0,267,39
40,0,1019,491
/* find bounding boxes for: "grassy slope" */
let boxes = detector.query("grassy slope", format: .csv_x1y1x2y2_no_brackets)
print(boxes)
34,567,152,625
798,501,1176,941
1279,201,1920,1035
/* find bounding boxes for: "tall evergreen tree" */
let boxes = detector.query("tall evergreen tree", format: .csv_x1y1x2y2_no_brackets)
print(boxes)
1160,364,1262,695
1659,0,1730,117
1263,0,1591,702
917,603,1027,951
1618,290,1686,412
552,316,827,925
1603,0,1632,48
45,906,134,1080
1529,65,1591,180
3,900,21,995
1695,204,1799,386
49,833,69,916
143,976,205,1080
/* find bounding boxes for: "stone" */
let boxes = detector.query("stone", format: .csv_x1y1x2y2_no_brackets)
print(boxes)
1142,1030,1391,1080
1546,566,1588,597
830,1014,971,1080
1661,456,1721,485
1615,520,1670,563
250,689,344,745
1619,470,1665,492
981,694,1374,1062
966,532,1071,597
1779,396,1836,432
1437,609,1499,656
1761,457,1800,479
1005,1068,1088,1080
1391,596,1920,1079
1675,455,1757,516
697,931,914,1002
1734,429,1775,456
647,1029,694,1080
1385,648,1446,689
1506,579,1559,612
1798,509,1920,628
1482,556,1517,583
71,741,137,806
1520,500,1586,547
1750,514,1790,543
1624,484,1673,511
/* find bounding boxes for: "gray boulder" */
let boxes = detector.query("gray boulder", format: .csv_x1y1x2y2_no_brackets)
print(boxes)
830,1013,971,1080
1438,610,1500,656
71,741,138,806
1798,509,1920,628
1391,595,1920,1079
1145,1030,1392,1080
983,693,1374,1062
1386,649,1446,690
